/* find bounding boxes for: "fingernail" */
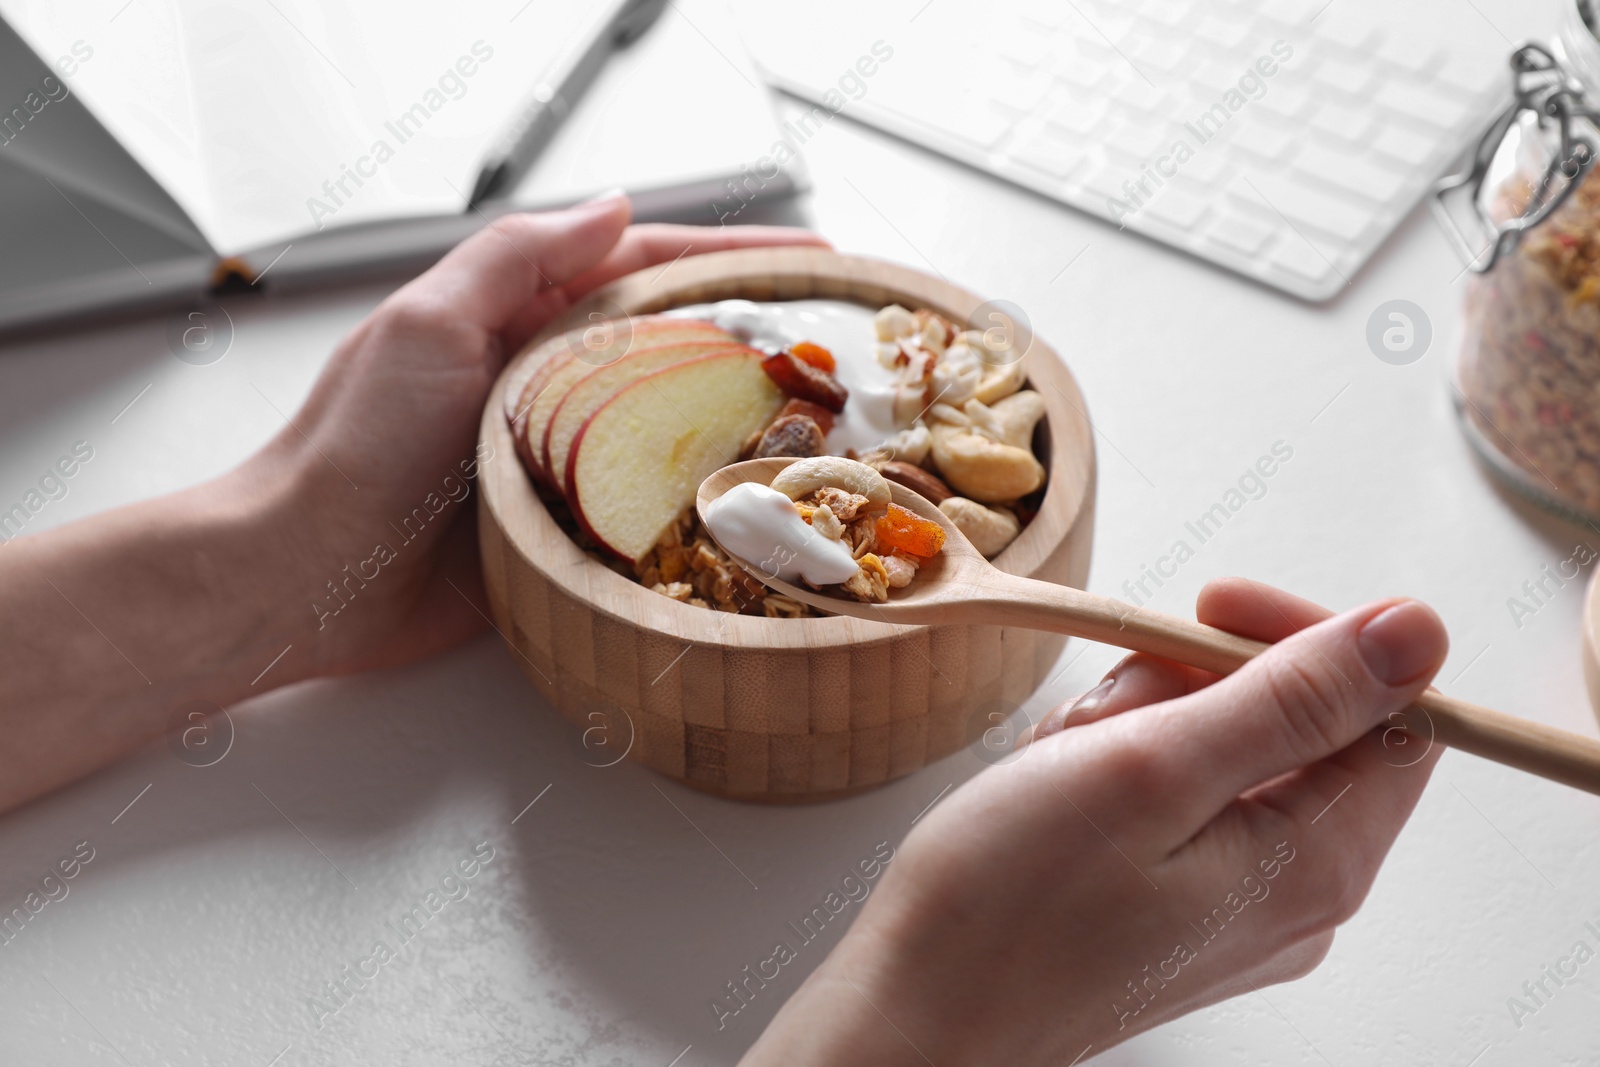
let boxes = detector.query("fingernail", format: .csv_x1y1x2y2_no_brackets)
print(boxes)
576,186,627,208
1066,676,1116,723
1357,601,1446,685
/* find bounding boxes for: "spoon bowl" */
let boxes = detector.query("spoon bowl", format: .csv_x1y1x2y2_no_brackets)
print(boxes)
697,458,1600,799
695,457,981,623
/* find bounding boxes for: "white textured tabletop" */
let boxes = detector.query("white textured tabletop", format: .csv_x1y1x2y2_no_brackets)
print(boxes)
3,1,1597,1064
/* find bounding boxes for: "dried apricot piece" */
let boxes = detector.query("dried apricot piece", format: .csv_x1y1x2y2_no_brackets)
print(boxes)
761,351,848,412
789,341,836,373
874,502,946,558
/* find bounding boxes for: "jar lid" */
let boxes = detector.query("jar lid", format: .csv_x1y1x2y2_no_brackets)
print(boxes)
1584,568,1600,721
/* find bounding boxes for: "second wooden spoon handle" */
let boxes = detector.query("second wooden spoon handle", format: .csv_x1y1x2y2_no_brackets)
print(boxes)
979,575,1600,797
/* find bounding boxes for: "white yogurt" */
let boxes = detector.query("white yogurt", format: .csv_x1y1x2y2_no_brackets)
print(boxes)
701,482,860,586
666,299,904,454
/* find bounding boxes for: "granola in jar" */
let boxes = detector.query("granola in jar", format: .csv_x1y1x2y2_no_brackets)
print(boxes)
1444,22,1600,521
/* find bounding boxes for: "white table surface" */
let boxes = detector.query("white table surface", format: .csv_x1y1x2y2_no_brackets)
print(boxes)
4,2,1598,1064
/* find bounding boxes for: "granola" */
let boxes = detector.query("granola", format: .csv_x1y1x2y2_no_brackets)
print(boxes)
1459,166,1600,518
701,457,947,605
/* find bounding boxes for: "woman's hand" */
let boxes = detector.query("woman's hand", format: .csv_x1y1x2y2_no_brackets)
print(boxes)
0,196,827,812
742,578,1448,1065
234,193,828,678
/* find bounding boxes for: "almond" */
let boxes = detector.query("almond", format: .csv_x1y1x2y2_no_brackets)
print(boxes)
879,460,953,504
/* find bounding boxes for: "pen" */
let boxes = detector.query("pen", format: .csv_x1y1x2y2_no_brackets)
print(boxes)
465,0,668,209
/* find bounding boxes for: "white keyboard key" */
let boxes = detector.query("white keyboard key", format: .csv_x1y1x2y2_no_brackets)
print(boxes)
1066,6,1137,44
1099,68,1169,110
1189,58,1249,95
1376,38,1444,77
1270,236,1339,285
1104,121,1173,161
1045,95,1111,136
1310,17,1379,54
990,71,1053,113
1307,99,1375,142
1192,14,1253,51
1224,121,1299,165
1256,0,1319,26
1204,210,1277,257
1181,148,1234,185
1015,0,1072,29
1130,0,1196,25
1141,185,1211,229
1368,124,1440,168
1127,37,1191,76
936,102,1016,149
1436,53,1503,97
1234,175,1371,242
1078,161,1135,204
1053,54,1116,93
1290,144,1408,203
1254,83,1318,123
999,36,1052,69
1374,81,1472,128
1310,55,1379,97
1008,134,1089,180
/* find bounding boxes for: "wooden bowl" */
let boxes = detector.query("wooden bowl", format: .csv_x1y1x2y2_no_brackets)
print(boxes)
1584,569,1600,725
477,247,1097,801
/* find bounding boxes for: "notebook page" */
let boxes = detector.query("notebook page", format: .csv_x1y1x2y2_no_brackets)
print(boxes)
0,0,624,255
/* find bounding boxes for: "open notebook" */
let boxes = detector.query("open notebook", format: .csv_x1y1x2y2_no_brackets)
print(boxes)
0,0,799,333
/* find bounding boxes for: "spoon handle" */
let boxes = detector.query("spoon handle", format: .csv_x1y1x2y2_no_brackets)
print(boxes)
980,574,1600,797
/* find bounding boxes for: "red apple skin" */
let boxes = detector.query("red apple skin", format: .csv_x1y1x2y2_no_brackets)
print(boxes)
543,340,743,499
514,318,732,488
566,350,782,561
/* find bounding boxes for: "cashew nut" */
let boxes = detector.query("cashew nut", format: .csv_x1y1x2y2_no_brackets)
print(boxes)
924,402,970,428
930,337,983,407
930,423,1045,502
939,496,1022,557
770,456,892,506
811,502,844,541
973,351,1027,404
892,381,931,425
964,391,1045,449
874,304,918,342
881,553,919,588
876,423,932,465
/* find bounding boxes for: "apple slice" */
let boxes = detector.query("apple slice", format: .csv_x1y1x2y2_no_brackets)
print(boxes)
513,317,734,487
504,327,587,473
545,340,743,498
569,350,784,562
507,313,717,430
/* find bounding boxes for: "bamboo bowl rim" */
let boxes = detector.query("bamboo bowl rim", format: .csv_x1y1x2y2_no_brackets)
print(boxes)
477,247,1096,650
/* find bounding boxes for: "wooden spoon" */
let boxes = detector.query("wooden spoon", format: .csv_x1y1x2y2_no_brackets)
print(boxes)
698,458,1600,797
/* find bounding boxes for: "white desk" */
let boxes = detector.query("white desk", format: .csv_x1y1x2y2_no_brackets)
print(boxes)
3,2,1597,1063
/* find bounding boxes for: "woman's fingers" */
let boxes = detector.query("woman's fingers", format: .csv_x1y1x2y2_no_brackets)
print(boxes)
1196,577,1334,643
562,222,832,299
1142,597,1448,832
1022,654,1203,747
1025,579,1338,747
400,195,634,342
499,219,832,352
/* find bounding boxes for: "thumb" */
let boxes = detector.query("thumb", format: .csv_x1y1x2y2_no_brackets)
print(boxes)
400,193,633,339
1145,598,1449,816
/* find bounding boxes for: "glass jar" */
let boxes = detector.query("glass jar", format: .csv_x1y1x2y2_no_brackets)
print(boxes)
1437,2,1600,524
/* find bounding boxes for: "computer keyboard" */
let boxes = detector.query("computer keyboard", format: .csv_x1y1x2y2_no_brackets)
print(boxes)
738,0,1510,300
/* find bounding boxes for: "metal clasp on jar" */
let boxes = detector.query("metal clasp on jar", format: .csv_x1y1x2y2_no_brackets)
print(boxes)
1433,43,1600,273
